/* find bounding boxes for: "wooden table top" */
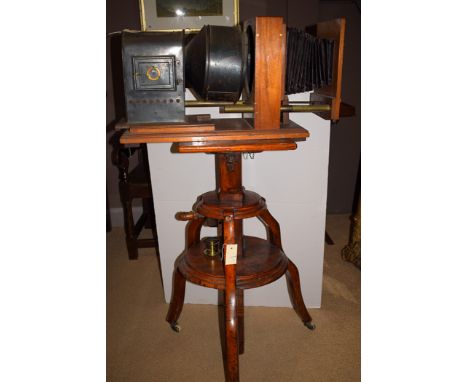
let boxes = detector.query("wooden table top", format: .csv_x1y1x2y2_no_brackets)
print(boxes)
119,118,309,153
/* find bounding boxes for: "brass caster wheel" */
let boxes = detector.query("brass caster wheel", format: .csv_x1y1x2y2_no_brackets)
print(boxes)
170,323,181,333
304,321,316,330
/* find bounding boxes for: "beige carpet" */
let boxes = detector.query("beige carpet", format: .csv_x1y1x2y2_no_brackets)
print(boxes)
107,215,360,381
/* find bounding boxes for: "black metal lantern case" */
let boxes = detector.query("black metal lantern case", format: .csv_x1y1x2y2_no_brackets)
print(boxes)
122,26,247,124
122,30,186,124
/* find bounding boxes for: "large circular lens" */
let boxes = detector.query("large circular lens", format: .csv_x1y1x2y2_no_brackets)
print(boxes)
185,25,247,102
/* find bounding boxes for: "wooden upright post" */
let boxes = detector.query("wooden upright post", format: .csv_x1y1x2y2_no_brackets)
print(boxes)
309,18,346,121
253,17,286,130
223,214,239,382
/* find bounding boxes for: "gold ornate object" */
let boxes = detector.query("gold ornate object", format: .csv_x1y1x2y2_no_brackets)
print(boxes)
203,237,220,257
146,65,161,81
341,197,361,269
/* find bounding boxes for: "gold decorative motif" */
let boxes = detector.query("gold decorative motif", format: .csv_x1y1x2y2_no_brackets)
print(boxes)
146,65,161,81
203,237,220,257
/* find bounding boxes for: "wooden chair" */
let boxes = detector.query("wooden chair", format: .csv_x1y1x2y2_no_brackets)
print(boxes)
111,133,158,260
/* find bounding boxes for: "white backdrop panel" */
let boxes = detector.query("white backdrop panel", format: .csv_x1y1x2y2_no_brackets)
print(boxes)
147,91,330,307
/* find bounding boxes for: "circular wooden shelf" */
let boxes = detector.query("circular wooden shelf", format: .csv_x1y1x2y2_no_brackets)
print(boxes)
178,236,289,290
194,190,266,219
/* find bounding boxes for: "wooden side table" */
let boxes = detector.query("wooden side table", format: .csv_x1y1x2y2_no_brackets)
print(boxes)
121,119,315,382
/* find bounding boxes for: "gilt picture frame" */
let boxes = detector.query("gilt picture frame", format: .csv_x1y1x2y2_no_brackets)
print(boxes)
139,0,239,32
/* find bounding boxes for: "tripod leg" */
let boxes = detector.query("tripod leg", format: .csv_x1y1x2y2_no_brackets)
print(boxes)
223,216,239,382
285,259,315,330
237,289,244,354
186,217,206,248
224,270,239,381
257,208,282,249
166,268,186,332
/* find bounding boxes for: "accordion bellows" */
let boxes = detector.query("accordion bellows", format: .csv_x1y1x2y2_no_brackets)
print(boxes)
285,28,335,95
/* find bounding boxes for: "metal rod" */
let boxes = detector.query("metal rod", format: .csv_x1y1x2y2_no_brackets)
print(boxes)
185,100,246,107
185,100,331,111
220,104,331,113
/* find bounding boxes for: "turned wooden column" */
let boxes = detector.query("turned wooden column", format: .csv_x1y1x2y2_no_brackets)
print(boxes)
216,153,244,256
216,153,243,200
217,153,243,382
223,214,239,382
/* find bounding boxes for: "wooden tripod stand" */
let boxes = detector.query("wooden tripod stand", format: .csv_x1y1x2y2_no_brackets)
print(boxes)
166,150,315,382
117,15,347,381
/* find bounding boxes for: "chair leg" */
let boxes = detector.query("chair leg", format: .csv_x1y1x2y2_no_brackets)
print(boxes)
122,198,138,260
285,259,316,330
126,241,138,260
166,268,186,332
143,197,153,229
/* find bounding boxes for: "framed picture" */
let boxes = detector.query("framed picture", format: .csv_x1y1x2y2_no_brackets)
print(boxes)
139,0,239,31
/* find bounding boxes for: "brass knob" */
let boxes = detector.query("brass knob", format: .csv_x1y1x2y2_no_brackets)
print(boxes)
146,65,161,81
203,237,220,257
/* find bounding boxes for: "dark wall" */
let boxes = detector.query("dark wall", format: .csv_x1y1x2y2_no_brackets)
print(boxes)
107,0,140,128
240,0,361,214
106,0,361,214
319,1,361,214
106,0,141,208
107,0,140,32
